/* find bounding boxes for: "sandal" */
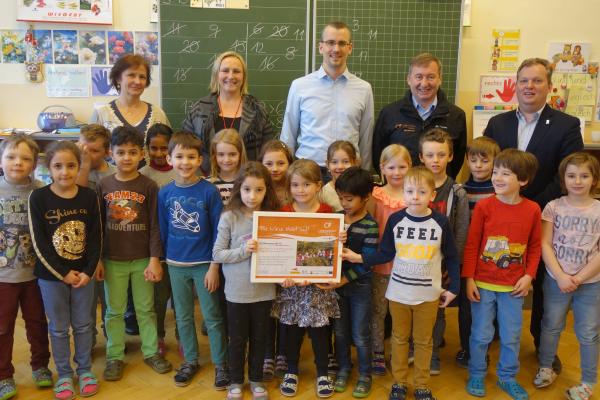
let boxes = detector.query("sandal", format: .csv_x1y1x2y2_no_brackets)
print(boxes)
316,375,334,398
262,358,275,382
497,379,528,400
226,383,243,400
352,375,372,398
250,381,269,400
280,373,298,397
53,377,75,400
566,383,593,400
275,355,288,379
466,376,486,397
78,372,99,397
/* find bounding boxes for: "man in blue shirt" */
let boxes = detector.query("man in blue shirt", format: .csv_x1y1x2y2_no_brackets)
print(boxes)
280,21,374,174
372,53,467,178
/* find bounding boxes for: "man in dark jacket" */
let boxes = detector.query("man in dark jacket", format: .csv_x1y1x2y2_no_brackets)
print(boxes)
372,53,466,177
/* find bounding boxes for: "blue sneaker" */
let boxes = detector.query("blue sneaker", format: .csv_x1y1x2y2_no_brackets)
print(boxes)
388,383,408,400
466,376,486,397
497,379,529,400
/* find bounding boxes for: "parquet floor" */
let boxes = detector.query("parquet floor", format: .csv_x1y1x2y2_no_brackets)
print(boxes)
9,306,595,399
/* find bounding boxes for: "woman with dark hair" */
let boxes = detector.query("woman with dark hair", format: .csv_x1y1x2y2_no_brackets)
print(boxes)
91,54,170,142
182,51,274,174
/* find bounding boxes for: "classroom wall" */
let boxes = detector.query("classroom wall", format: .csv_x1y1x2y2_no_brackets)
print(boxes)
0,0,160,129
456,0,600,143
1,0,599,139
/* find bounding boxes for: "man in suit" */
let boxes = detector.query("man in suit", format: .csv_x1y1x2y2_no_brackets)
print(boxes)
484,57,583,374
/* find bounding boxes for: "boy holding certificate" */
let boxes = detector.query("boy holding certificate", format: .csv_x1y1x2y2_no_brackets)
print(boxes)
324,167,379,397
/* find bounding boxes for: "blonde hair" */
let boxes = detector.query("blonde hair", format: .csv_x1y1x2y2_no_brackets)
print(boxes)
379,144,412,184
287,159,322,193
404,166,435,191
467,136,500,159
209,51,249,95
209,129,247,178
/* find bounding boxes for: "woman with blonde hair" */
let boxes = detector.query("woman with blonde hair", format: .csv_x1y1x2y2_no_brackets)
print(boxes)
182,51,274,175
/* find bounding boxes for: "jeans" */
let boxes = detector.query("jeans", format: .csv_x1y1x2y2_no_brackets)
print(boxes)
91,279,107,338
38,278,94,378
539,273,600,384
227,300,272,383
168,264,227,365
0,281,50,380
154,262,176,339
334,278,372,376
104,258,158,360
458,278,472,353
469,288,523,381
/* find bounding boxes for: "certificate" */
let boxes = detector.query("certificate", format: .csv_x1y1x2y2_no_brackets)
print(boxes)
251,211,344,283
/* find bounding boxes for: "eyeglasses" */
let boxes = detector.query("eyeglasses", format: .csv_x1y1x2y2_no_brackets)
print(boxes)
320,40,351,48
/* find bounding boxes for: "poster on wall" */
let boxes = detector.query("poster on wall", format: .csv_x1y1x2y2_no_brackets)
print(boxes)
548,42,591,73
1,30,26,63
17,0,113,25
46,65,90,97
91,66,118,96
490,29,520,72
479,75,517,104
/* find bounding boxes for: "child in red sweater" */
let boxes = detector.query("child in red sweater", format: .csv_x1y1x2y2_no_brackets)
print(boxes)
462,149,542,400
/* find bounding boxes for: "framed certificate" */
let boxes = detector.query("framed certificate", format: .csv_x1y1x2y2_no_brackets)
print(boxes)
251,211,344,283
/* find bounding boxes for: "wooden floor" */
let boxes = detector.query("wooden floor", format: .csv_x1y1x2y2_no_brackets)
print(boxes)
9,306,595,399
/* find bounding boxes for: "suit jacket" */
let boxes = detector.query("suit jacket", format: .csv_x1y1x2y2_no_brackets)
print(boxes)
483,105,583,209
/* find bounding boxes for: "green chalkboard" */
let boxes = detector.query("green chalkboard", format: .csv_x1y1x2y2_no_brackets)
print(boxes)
316,0,463,116
159,0,462,129
160,0,310,129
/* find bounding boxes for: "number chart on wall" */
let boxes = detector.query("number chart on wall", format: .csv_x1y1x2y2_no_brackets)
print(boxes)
316,0,462,116
160,0,310,129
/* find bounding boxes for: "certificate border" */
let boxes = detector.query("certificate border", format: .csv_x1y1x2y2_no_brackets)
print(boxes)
251,211,344,283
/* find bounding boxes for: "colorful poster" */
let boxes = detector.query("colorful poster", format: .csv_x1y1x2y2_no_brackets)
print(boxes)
134,32,159,65
548,42,591,73
17,0,113,25
91,66,118,96
1,30,26,63
549,68,598,122
32,30,53,63
107,31,133,64
46,65,90,97
79,30,106,64
479,75,517,104
251,212,344,283
490,29,520,72
52,30,78,64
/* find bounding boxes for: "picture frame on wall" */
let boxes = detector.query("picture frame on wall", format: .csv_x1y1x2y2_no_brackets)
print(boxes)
17,0,113,25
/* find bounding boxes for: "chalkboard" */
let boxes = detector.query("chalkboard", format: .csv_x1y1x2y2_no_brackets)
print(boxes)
316,0,463,116
160,0,310,129
159,0,462,129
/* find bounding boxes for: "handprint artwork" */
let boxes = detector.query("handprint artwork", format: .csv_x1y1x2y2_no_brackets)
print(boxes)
480,75,518,104
91,66,118,96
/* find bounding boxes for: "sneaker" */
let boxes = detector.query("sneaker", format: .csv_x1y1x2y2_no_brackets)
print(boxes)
414,387,437,400
144,354,172,374
0,378,16,400
429,356,441,376
32,367,53,387
275,355,288,379
226,383,243,400
372,351,386,376
455,349,469,369
174,362,198,387
103,360,124,381
533,367,557,388
466,376,486,397
250,381,269,400
352,375,372,398
334,371,349,393
316,375,334,398
327,353,339,378
158,338,167,357
214,364,230,390
262,358,275,382
388,383,408,400
566,383,593,400
280,373,298,397
497,379,529,400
